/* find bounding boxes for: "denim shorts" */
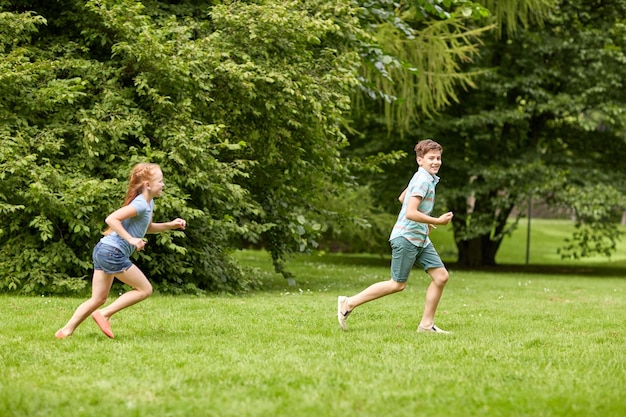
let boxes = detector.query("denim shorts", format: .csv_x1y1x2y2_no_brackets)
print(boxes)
390,237,444,282
92,242,132,274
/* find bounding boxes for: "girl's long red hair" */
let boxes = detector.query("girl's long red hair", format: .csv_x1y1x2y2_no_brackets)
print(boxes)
103,163,161,235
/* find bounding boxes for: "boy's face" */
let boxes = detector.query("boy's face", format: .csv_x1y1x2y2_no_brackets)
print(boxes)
417,150,442,176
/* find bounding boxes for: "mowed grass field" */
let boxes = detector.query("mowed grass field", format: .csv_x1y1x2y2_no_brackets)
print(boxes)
1,219,625,416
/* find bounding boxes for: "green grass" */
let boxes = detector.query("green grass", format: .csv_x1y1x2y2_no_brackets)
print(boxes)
1,219,625,416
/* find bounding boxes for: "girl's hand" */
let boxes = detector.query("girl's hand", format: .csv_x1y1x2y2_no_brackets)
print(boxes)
129,237,147,251
170,218,186,230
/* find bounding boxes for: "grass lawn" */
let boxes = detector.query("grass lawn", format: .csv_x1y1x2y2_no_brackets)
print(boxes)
1,219,625,416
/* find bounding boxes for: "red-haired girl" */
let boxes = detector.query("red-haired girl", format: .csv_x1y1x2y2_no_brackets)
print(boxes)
55,163,186,339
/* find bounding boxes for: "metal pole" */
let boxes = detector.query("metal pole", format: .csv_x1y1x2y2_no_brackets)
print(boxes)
525,192,531,265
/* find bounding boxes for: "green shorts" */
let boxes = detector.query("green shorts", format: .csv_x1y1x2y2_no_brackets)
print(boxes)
390,236,444,283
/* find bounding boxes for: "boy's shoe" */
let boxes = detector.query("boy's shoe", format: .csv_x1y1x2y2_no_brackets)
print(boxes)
417,324,450,334
337,296,351,331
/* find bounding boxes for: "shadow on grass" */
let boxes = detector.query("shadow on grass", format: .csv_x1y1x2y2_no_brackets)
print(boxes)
297,253,391,268
295,253,626,278
448,263,626,278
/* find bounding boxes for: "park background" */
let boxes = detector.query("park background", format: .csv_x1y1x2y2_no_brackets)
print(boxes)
2,220,625,416
1,1,626,416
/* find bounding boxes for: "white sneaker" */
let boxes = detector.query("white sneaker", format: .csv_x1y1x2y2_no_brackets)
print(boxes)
417,324,450,334
337,296,351,331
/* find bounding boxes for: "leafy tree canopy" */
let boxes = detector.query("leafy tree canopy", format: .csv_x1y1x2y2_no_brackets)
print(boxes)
0,0,365,293
351,0,626,266
1,0,562,293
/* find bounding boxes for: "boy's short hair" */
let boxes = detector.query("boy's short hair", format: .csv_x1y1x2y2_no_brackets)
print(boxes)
414,139,442,158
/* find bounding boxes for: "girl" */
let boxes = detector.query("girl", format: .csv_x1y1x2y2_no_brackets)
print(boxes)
55,163,186,339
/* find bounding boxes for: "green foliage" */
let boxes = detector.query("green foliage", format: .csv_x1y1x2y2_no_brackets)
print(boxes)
353,0,493,129
439,0,626,263
0,10,45,53
315,186,397,255
330,1,508,254
479,0,557,37
0,0,365,293
200,0,367,277
556,184,625,259
349,0,626,265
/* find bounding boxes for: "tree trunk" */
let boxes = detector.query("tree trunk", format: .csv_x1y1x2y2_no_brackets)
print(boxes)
453,198,509,267
456,235,501,267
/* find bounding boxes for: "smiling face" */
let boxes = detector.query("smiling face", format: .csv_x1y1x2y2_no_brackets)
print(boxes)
417,149,442,176
146,168,164,198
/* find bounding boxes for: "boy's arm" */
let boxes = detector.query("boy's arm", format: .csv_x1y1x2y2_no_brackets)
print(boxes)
404,196,453,225
398,187,408,203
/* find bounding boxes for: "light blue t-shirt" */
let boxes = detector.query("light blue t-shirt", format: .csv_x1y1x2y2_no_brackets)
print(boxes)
100,194,154,257
389,167,439,248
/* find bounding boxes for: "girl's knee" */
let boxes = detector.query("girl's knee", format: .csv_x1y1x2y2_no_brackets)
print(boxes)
132,283,153,300
92,296,109,306
141,284,153,298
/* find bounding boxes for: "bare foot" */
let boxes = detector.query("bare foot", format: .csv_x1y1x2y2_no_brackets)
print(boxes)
55,329,71,339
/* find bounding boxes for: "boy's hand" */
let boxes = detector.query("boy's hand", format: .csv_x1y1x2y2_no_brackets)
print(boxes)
437,212,454,226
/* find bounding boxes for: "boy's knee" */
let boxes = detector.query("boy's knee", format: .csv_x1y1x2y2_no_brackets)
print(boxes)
430,269,449,286
392,281,407,292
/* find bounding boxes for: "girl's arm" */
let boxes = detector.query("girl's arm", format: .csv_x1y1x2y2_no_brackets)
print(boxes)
146,218,186,234
105,205,146,250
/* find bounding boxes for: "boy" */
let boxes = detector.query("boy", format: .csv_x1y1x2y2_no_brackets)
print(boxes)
337,139,454,333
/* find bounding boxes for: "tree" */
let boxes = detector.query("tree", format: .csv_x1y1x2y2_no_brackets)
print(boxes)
406,0,626,266
352,0,557,129
340,0,626,267
320,0,500,253
0,0,365,293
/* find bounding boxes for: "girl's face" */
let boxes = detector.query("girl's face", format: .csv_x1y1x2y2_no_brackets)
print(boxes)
417,150,442,176
146,169,164,197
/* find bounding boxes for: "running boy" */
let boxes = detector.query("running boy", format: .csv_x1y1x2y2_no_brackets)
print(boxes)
337,139,453,333
55,163,186,339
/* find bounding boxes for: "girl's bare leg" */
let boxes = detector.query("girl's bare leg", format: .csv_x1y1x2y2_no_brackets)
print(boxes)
97,265,153,320
55,270,114,337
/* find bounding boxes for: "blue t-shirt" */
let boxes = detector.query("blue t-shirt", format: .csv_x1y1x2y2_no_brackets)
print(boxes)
100,194,154,257
389,167,439,247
